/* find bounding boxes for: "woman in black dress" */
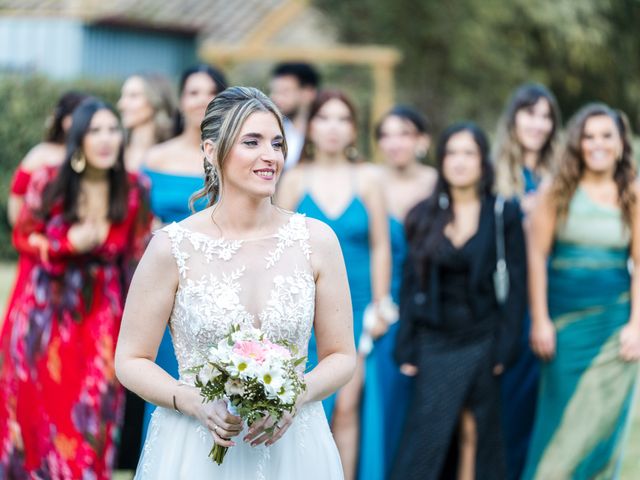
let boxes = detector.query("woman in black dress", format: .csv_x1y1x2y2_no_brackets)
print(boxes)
392,122,527,480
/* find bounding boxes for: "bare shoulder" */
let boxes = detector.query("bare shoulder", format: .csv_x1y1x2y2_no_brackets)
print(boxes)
355,162,384,196
306,217,341,259
174,207,214,232
21,142,65,171
278,164,306,189
306,216,338,244
141,228,176,269
356,162,384,182
532,179,555,206
418,164,438,182
275,165,306,209
632,179,640,197
143,138,182,170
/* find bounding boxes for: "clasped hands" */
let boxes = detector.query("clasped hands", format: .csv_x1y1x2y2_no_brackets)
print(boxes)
194,395,304,449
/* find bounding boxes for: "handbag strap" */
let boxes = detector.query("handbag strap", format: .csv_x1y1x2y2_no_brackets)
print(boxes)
494,195,506,272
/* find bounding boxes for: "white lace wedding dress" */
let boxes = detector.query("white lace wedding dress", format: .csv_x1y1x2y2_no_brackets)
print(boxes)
135,213,343,480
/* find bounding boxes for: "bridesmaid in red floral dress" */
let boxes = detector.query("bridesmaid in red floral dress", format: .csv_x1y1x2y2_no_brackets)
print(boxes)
0,98,150,479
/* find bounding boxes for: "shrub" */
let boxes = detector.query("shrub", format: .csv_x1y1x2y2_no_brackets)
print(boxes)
0,75,120,260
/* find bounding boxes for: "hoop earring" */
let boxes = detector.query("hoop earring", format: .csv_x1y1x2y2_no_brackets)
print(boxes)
71,151,86,174
345,145,359,161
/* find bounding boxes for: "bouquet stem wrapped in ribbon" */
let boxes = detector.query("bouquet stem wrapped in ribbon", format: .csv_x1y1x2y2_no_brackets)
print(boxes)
191,325,306,465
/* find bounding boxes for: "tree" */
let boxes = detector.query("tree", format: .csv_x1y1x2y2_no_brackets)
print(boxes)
312,0,640,134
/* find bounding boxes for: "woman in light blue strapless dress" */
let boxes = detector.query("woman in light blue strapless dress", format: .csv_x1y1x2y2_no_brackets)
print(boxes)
374,105,437,475
138,64,227,444
278,90,391,480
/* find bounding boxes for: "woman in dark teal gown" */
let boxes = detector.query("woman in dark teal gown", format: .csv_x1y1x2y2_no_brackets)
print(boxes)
374,105,437,475
492,83,562,480
525,104,640,479
278,90,391,480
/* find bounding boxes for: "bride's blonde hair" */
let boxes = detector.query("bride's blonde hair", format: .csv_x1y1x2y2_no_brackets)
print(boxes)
190,87,288,210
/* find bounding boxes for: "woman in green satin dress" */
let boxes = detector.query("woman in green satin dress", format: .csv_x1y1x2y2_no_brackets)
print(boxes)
525,103,640,479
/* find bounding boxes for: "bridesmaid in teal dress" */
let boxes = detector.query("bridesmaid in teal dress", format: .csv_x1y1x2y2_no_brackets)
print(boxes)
374,105,436,475
139,64,227,442
492,83,561,480
278,90,391,480
525,104,640,478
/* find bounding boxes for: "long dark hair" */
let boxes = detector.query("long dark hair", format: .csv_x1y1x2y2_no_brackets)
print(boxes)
374,105,432,140
45,91,89,143
301,89,360,162
406,122,494,282
41,98,129,223
174,64,228,135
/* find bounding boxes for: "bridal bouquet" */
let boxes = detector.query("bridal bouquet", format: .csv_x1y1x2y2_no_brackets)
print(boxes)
191,325,307,465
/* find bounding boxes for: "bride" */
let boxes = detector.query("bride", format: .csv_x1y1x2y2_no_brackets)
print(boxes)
115,86,355,479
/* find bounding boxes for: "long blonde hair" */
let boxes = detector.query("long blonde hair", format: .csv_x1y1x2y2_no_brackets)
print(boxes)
128,73,177,143
190,87,287,210
493,84,561,198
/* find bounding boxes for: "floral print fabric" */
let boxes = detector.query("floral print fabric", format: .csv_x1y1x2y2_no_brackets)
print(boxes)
0,167,151,479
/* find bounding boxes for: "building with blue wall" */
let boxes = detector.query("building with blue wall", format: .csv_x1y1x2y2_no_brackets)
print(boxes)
0,16,197,80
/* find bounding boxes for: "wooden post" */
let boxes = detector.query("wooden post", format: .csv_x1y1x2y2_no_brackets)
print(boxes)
370,63,395,161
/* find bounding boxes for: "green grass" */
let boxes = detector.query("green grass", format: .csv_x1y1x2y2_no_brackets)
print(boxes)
0,261,638,476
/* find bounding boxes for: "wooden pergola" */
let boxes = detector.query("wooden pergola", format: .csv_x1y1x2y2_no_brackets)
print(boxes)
198,0,402,136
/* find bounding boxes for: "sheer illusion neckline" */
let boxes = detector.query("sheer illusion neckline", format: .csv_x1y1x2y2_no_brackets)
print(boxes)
169,213,299,244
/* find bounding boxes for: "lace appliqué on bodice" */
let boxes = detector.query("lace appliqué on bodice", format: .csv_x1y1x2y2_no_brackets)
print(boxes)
161,214,315,383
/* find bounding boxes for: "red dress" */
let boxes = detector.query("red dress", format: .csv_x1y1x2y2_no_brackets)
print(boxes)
0,167,150,479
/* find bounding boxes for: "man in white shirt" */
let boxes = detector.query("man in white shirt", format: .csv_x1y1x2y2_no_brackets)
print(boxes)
269,63,320,169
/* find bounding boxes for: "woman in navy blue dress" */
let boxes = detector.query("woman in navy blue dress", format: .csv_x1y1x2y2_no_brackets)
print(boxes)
493,83,561,480
374,105,437,475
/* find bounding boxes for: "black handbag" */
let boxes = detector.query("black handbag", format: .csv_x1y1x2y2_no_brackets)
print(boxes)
493,195,509,305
